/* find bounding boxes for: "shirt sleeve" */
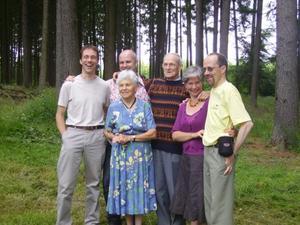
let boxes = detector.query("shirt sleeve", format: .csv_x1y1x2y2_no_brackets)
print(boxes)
226,86,251,126
144,102,156,130
105,84,111,108
105,105,114,132
172,103,184,132
57,81,72,107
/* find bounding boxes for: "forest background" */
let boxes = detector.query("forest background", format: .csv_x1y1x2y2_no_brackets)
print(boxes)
0,0,299,224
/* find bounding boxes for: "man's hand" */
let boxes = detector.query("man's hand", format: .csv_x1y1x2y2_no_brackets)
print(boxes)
112,72,119,81
224,154,235,175
224,128,237,137
65,75,76,81
197,91,210,101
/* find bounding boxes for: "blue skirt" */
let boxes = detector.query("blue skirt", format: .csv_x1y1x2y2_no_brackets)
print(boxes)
107,141,157,215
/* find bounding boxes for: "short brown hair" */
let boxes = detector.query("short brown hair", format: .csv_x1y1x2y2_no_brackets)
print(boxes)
80,45,99,59
208,52,228,71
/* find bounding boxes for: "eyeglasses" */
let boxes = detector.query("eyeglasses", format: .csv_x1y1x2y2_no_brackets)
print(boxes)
203,65,221,73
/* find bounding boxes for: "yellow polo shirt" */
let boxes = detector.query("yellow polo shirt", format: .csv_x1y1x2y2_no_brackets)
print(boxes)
203,81,251,146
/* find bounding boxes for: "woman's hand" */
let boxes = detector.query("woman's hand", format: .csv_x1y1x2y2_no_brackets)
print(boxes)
193,129,204,138
112,134,131,144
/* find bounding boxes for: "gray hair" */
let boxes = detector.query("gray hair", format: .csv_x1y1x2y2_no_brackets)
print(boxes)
163,53,183,67
116,69,138,85
182,66,203,83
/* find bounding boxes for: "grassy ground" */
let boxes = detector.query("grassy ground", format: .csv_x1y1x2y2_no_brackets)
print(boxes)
0,88,299,225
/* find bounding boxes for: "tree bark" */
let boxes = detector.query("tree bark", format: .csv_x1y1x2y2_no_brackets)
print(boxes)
213,0,219,52
39,0,49,88
298,0,300,97
48,0,56,87
232,0,239,67
185,0,192,66
271,0,298,148
250,0,263,107
0,0,10,84
22,0,32,87
175,0,179,53
55,0,80,91
155,0,167,76
219,0,231,58
104,0,116,80
195,0,204,66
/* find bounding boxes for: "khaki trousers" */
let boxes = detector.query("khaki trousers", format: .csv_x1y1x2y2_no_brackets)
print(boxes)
204,146,235,225
56,127,106,225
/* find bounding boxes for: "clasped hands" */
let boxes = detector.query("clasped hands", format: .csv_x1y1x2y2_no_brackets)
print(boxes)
112,134,132,144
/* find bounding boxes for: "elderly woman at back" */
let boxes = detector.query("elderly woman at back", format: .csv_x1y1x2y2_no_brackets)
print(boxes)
104,70,157,225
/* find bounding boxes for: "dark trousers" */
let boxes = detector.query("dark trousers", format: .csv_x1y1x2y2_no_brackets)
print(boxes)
103,143,122,225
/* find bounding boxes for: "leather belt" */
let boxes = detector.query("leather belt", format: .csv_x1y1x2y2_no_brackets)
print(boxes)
66,125,104,130
207,144,218,148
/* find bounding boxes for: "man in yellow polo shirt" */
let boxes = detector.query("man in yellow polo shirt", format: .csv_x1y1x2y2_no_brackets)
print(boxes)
202,53,253,225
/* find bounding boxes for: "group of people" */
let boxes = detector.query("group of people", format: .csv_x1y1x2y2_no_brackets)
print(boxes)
55,45,253,225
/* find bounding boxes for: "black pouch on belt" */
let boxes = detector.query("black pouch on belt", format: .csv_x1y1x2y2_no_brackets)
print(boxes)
217,136,234,157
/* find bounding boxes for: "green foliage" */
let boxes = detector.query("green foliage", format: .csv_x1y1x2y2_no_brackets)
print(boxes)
228,61,276,97
244,96,274,141
0,88,58,145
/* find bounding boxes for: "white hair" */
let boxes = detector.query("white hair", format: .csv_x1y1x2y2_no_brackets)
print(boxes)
163,53,183,66
183,66,203,83
116,69,138,85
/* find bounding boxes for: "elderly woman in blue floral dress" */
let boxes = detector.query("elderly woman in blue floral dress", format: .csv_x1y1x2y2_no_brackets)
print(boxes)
104,70,157,225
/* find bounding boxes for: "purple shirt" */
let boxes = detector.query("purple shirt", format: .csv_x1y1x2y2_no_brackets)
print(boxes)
172,99,209,155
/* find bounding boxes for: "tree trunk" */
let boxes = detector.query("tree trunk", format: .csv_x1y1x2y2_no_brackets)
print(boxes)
149,0,155,78
17,32,23,85
22,0,32,87
56,0,80,91
204,13,209,55
175,0,179,53
104,0,116,80
0,0,10,84
213,0,219,52
39,0,49,88
250,0,263,107
250,0,257,56
298,0,300,97
185,0,192,66
167,0,172,53
232,0,239,67
179,0,183,57
48,0,56,87
219,0,231,58
133,0,137,52
195,0,204,66
271,0,298,149
155,0,167,76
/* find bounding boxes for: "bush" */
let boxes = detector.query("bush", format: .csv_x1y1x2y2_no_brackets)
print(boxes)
0,88,58,144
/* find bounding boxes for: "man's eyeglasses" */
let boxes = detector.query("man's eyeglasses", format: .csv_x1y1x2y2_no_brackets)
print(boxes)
203,65,222,73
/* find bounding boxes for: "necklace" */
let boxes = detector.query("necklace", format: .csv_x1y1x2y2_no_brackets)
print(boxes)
188,99,199,107
122,98,136,109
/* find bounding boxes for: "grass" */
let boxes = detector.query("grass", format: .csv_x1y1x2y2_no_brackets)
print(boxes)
0,88,299,225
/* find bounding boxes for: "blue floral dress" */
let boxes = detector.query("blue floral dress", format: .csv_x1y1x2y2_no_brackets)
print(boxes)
105,99,157,215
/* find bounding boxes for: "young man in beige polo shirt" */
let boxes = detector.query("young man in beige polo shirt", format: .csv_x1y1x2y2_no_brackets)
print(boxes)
56,45,110,225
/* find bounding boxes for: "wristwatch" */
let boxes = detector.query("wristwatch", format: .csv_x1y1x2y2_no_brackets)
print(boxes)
132,135,136,142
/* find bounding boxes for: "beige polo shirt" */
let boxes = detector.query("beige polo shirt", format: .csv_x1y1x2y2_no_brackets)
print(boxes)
58,74,110,126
